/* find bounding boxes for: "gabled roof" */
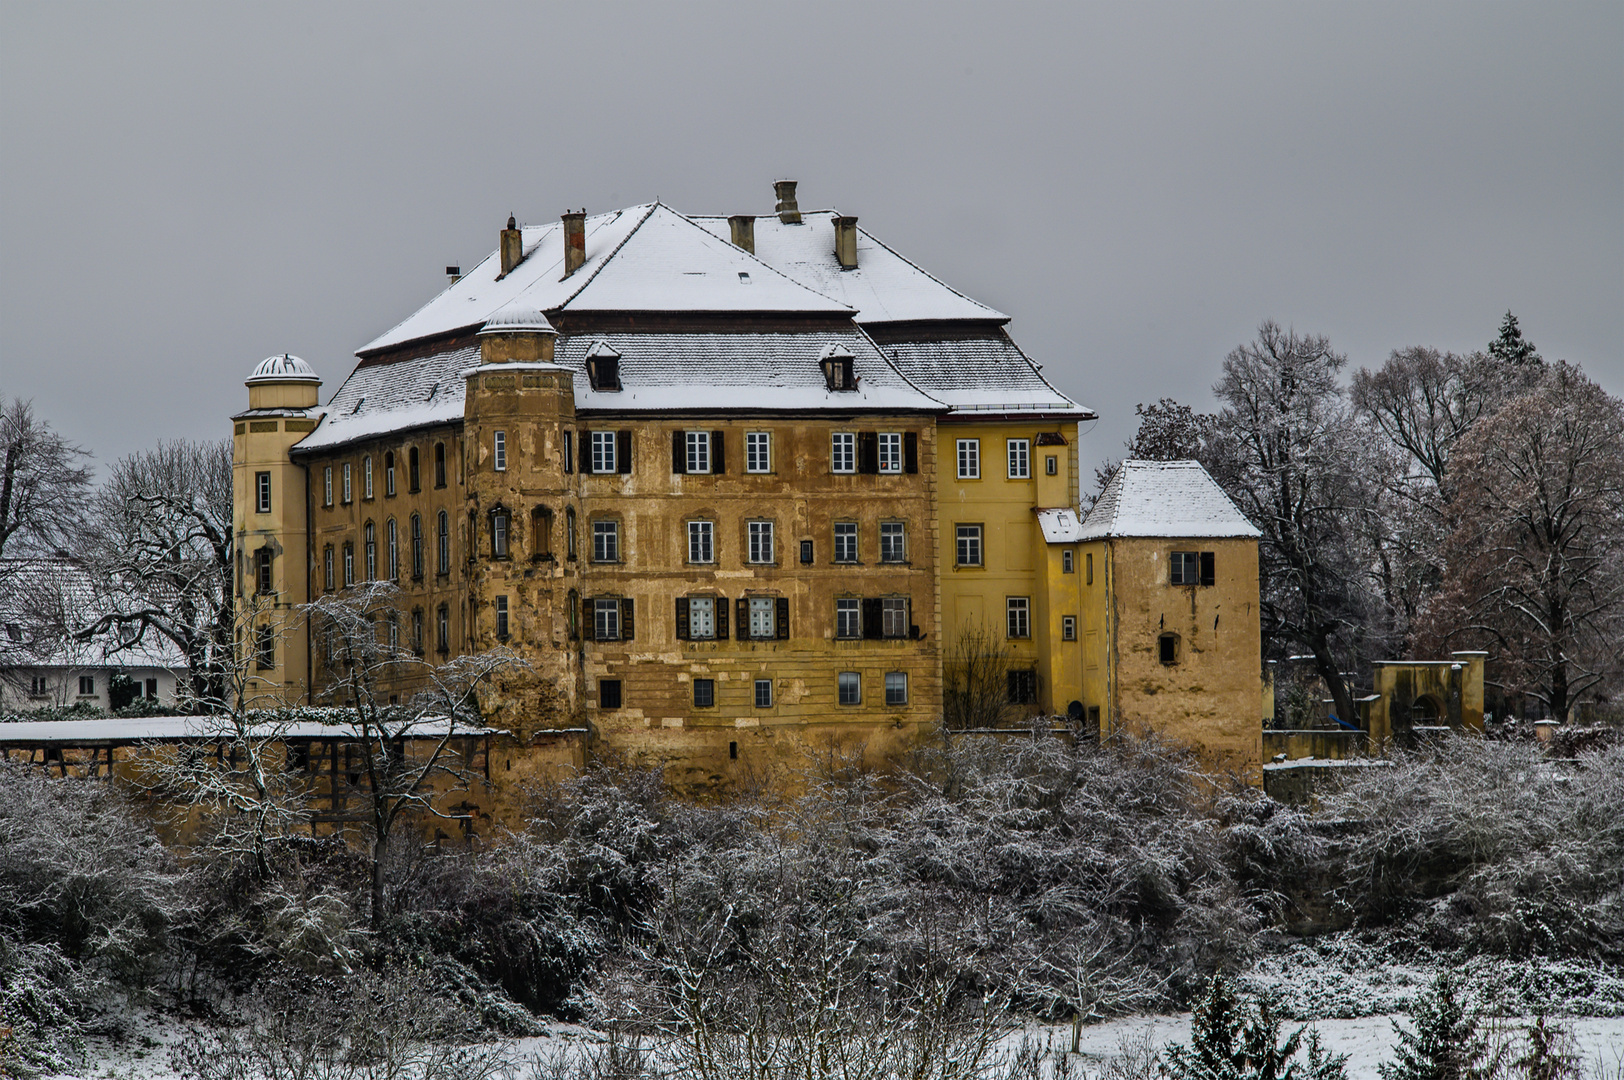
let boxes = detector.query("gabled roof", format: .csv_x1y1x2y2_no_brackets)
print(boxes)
881,332,1093,417
0,558,188,670
690,211,1008,324
360,204,850,355
1076,460,1260,540
293,345,477,454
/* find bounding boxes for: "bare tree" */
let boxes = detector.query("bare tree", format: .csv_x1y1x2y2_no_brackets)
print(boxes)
1421,363,1624,720
0,396,93,561
1092,397,1227,507
1214,321,1384,729
0,559,106,707
302,581,528,929
88,439,235,709
943,620,1015,731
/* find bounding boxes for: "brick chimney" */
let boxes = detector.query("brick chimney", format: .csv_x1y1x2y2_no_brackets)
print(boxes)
562,210,586,276
773,180,801,224
833,216,859,269
729,214,756,254
499,215,522,276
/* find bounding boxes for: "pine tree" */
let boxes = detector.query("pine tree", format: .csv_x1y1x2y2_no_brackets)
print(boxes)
1488,310,1542,365
1165,976,1249,1080
1379,971,1490,1080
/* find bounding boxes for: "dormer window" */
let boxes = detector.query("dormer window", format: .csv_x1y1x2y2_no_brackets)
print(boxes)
586,341,622,392
820,344,857,392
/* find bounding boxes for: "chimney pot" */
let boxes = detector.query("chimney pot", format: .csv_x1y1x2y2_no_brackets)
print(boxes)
833,215,859,269
562,211,587,277
729,214,756,254
499,216,523,277
773,180,801,224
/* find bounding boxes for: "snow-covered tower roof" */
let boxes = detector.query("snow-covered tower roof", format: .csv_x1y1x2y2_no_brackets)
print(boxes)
246,353,320,385
1077,460,1259,540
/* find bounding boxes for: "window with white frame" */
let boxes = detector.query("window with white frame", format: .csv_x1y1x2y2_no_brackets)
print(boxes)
956,439,980,479
255,471,271,513
79,674,96,696
880,522,905,563
748,520,774,564
495,595,509,639
365,523,377,579
878,432,903,473
956,524,983,567
492,508,510,558
748,597,776,638
838,671,861,706
592,519,620,563
387,519,399,579
591,431,617,474
685,596,716,639
1062,615,1077,641
884,671,908,706
323,546,334,590
754,679,773,708
1007,439,1030,479
342,542,354,585
882,597,910,638
342,462,353,503
1062,549,1074,573
493,430,507,471
836,598,860,639
831,432,856,474
386,452,396,496
364,455,374,498
1006,596,1031,639
411,514,423,579
593,598,622,641
437,511,450,575
685,431,710,474
323,467,333,506
746,431,771,473
687,520,714,564
437,604,449,652
833,522,858,563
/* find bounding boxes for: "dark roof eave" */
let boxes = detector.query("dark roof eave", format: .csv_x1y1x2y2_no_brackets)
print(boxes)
940,408,1097,423
573,405,949,420
289,416,465,459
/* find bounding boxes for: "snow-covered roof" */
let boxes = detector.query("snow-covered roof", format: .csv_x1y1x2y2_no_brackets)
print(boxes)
248,354,319,384
360,204,851,355
1036,508,1085,544
479,303,556,336
691,211,1008,324
292,345,476,454
1075,460,1260,540
881,334,1092,417
0,715,494,744
0,559,188,670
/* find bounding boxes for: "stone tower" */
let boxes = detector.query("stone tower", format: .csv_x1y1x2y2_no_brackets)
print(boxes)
232,354,322,706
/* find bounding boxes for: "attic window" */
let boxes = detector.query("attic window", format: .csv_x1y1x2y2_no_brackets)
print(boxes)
585,343,622,393
738,272,752,284
351,397,365,414
821,347,857,392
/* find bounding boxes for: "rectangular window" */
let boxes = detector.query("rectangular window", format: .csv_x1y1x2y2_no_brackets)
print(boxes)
1171,551,1201,586
748,521,774,564
593,520,620,563
1086,552,1094,585
833,522,858,563
685,431,710,474
256,548,273,594
1062,549,1074,573
1200,551,1215,587
591,431,617,474
342,462,352,503
412,609,423,654
687,520,714,564
1062,615,1077,641
323,467,333,506
256,625,275,670
324,546,334,591
882,597,910,639
563,431,574,473
492,512,508,559
594,598,622,641
693,678,715,708
255,471,271,513
838,671,861,706
748,597,775,639
599,679,623,709
956,439,980,480
1046,455,1058,476
1007,438,1030,479
386,455,396,496
956,525,983,567
1007,597,1031,639
30,676,48,696
78,675,96,696
343,543,354,586
836,598,860,639
493,430,507,471
879,522,905,563
754,679,773,708
800,539,814,564
878,432,902,474
831,432,856,474
495,595,509,640
884,671,908,706
1008,669,1038,705
686,596,716,639
364,456,374,498
746,431,771,473
437,605,449,652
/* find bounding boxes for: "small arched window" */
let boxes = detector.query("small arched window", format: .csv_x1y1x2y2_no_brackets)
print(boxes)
532,506,553,559
408,447,421,492
434,443,447,488
410,513,423,579
364,522,377,580
386,518,399,580
385,451,396,496
436,510,450,575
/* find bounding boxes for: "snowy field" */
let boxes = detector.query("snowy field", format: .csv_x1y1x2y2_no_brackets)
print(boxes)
64,1011,1624,1079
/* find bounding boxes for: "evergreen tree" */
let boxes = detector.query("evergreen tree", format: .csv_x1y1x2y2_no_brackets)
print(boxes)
1165,976,1348,1080
1379,971,1490,1080
1488,310,1542,365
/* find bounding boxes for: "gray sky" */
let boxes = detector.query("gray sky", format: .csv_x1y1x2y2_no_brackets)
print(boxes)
3,1,1619,480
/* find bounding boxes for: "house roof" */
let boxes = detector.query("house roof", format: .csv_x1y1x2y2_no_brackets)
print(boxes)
292,345,477,454
1036,507,1086,544
689,210,1008,324
0,558,189,670
1075,460,1260,540
0,714,494,745
881,333,1093,417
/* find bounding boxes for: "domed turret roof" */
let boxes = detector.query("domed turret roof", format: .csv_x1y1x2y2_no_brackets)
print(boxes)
477,303,557,336
247,354,320,384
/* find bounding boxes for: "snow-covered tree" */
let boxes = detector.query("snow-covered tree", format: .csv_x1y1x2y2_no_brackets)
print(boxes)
1093,397,1227,505
0,396,93,562
1487,310,1541,366
1379,971,1489,1080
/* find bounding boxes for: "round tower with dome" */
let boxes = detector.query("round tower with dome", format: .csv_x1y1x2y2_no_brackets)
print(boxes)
233,354,323,706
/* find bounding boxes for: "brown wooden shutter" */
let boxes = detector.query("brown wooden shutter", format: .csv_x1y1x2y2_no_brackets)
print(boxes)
582,595,595,642
672,431,687,474
620,598,635,641
862,598,883,640
616,430,632,474
675,597,690,640
715,598,728,639
1200,551,1215,587
711,431,725,474
858,432,879,474
904,432,919,474
579,430,593,473
775,597,790,640
736,598,749,640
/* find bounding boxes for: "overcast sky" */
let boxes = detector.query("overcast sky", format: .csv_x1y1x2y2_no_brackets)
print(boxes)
2,1,1619,479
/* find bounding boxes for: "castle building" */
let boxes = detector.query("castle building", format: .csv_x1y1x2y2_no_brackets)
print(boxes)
230,183,1262,788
